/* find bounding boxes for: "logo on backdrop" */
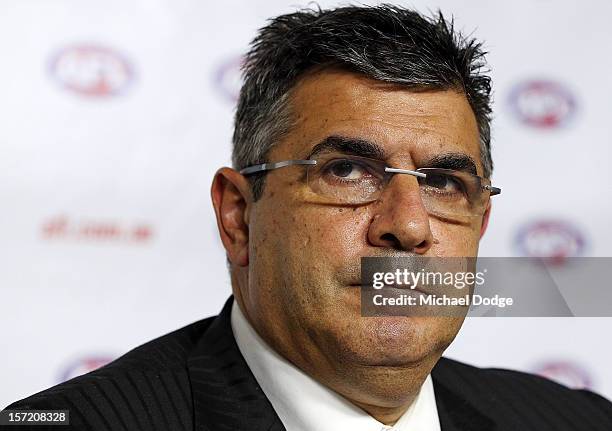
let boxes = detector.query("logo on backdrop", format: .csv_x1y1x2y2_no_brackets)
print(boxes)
515,219,586,264
532,361,593,389
41,215,154,244
59,356,114,383
214,56,244,102
49,44,135,97
508,79,576,128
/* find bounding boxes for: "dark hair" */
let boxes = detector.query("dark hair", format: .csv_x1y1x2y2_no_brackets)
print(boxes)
233,4,493,200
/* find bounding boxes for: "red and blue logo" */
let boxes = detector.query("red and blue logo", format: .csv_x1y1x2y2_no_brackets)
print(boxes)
213,56,244,102
508,80,576,128
48,44,135,97
59,355,114,383
515,219,586,264
532,361,593,389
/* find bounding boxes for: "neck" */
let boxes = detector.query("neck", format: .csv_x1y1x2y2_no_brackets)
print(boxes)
230,286,439,427
351,396,416,425
285,350,435,427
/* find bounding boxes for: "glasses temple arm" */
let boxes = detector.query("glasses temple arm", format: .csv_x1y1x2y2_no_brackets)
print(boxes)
239,160,317,175
484,185,501,196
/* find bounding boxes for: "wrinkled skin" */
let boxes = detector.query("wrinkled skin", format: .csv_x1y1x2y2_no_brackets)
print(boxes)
211,68,491,424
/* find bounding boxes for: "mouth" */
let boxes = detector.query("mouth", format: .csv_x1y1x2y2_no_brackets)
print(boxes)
348,283,431,296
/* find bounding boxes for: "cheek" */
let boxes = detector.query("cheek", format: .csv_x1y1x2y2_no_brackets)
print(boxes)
255,201,372,285
430,220,482,256
251,198,366,279
313,207,370,247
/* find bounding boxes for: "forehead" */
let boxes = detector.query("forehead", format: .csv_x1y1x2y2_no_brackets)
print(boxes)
275,68,482,172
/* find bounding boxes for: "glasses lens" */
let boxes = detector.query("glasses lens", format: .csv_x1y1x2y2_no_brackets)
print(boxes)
306,157,491,218
417,168,489,218
307,154,387,204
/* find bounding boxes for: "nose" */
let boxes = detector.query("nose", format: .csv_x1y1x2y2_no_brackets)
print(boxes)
367,174,433,253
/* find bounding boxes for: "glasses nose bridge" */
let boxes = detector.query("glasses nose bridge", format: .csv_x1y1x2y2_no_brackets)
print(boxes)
379,170,425,207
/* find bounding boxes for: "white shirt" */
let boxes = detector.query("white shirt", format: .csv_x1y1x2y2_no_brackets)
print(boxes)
231,301,442,431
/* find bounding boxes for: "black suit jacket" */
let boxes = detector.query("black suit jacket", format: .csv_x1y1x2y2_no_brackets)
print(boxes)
3,296,612,430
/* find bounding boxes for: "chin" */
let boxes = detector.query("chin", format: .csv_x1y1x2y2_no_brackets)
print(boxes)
332,315,452,368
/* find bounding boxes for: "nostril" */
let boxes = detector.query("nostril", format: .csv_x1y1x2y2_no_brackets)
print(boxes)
414,239,429,250
378,233,430,252
380,233,401,248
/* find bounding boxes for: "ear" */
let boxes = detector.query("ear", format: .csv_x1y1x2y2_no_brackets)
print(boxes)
211,167,251,267
479,201,492,239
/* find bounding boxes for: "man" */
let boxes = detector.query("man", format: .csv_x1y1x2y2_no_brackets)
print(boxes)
3,4,612,431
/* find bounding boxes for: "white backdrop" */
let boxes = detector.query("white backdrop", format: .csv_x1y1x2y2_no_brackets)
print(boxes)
1,0,611,409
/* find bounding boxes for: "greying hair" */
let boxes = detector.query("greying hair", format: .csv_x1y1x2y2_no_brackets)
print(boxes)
232,4,493,200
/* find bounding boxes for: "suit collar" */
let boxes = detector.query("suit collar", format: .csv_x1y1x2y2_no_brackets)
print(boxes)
432,360,497,431
188,296,495,431
188,296,285,431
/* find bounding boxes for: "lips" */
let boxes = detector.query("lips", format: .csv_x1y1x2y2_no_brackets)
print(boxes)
349,283,431,296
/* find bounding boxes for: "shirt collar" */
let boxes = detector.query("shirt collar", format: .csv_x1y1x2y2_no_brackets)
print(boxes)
230,301,441,431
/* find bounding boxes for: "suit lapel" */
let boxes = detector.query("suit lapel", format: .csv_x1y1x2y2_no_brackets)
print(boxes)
188,297,285,431
432,360,497,431
188,297,496,431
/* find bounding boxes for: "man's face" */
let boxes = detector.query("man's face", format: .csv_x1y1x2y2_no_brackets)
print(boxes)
220,68,489,405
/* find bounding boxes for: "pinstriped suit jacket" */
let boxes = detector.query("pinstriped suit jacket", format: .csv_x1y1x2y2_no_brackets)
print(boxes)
2,296,612,430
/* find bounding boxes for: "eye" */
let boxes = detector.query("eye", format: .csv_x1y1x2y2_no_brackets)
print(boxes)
422,173,464,193
326,159,370,180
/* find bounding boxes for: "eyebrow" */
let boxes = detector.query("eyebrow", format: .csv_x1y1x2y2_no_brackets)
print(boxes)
307,135,387,160
306,135,478,175
422,153,478,175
